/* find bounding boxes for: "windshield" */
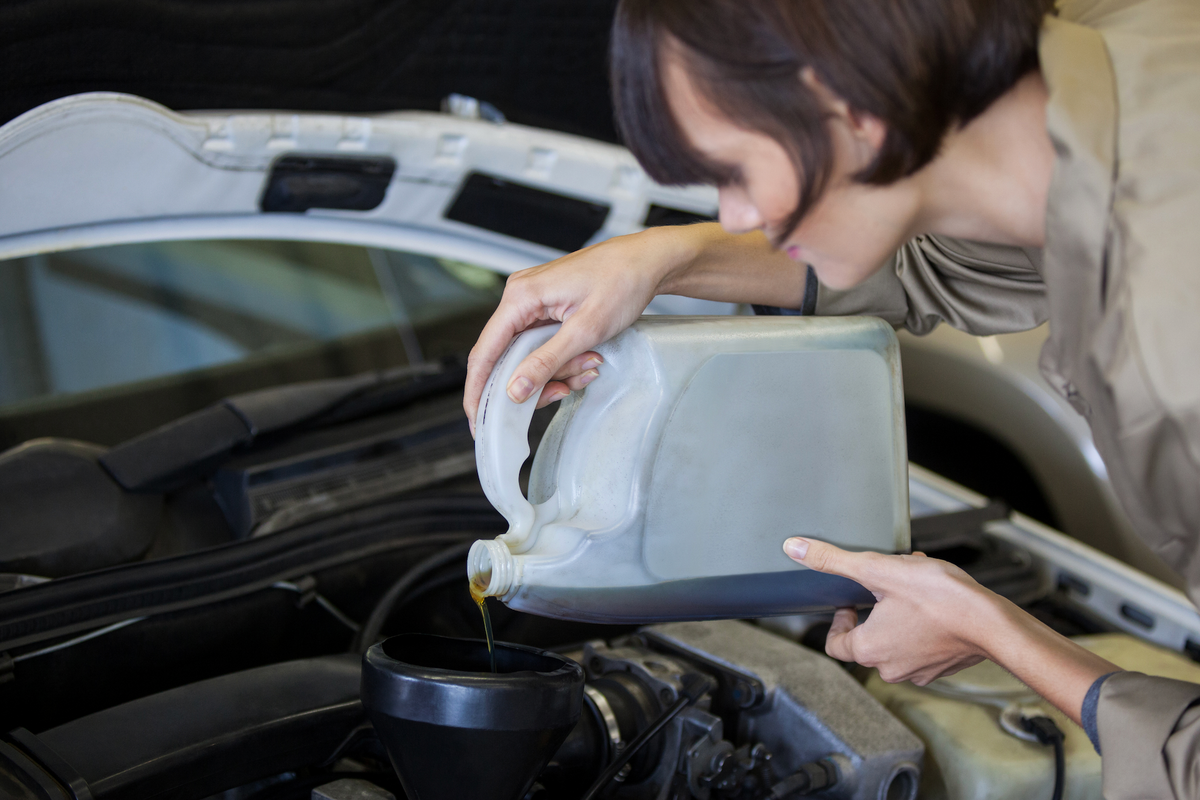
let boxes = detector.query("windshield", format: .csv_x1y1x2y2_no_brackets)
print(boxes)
0,239,502,447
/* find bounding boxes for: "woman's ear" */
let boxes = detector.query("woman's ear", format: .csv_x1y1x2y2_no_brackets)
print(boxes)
800,66,887,161
844,107,887,153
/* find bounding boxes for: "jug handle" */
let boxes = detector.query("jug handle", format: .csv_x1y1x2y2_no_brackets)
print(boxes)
474,323,561,548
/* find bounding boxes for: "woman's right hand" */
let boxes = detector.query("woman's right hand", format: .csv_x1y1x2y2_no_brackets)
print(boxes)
463,225,698,434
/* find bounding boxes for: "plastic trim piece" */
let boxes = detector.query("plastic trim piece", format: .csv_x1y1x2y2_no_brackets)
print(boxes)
33,656,362,800
5,730,92,800
0,497,502,653
909,464,1200,653
0,740,72,800
444,172,610,253
261,154,396,213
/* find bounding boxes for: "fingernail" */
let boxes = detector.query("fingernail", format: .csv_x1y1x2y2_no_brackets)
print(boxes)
783,538,809,560
547,389,569,403
468,417,476,439
508,376,533,403
583,356,604,370
579,369,600,387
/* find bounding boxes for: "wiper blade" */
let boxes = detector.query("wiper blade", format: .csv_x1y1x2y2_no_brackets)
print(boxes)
100,361,463,493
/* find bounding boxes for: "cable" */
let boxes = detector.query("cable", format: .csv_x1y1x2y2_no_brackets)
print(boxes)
12,616,147,662
7,539,480,664
13,577,361,663
271,581,361,632
1021,715,1065,800
579,673,717,800
353,539,475,653
1052,737,1065,800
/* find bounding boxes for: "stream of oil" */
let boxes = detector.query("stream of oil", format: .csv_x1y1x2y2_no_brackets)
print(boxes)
470,582,497,673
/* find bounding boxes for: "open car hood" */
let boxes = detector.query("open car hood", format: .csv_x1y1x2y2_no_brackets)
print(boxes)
0,92,718,279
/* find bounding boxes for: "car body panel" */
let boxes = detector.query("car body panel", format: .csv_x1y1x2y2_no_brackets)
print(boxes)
900,327,1178,587
0,92,720,288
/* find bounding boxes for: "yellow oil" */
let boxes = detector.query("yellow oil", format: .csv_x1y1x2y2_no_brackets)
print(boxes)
470,578,497,673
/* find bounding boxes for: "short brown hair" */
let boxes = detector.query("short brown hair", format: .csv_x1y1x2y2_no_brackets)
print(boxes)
612,0,1051,238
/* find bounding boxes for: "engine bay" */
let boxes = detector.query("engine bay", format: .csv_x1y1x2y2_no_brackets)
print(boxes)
2,363,1197,800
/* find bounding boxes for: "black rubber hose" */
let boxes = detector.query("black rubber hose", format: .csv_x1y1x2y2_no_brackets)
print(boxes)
1021,715,1065,800
578,673,717,800
0,495,502,653
767,760,838,798
352,540,475,653
1050,736,1065,800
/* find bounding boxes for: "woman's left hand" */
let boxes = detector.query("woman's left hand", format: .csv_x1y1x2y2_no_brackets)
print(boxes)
782,537,1001,685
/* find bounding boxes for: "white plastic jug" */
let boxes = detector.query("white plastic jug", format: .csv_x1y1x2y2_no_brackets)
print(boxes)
468,316,908,623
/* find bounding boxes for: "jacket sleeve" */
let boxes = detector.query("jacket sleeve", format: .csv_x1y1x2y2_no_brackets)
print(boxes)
1097,671,1200,799
811,234,1048,336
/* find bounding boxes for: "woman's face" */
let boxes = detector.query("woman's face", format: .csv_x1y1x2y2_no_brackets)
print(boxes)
662,51,921,290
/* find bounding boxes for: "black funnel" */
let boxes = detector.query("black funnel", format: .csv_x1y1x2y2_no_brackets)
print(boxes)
362,633,584,800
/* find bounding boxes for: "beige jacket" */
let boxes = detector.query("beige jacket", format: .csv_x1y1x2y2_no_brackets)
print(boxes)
812,0,1200,795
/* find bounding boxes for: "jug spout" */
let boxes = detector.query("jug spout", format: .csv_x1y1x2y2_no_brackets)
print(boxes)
469,539,518,598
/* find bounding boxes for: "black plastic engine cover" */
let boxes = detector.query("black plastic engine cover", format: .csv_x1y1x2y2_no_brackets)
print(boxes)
0,439,161,577
26,655,364,800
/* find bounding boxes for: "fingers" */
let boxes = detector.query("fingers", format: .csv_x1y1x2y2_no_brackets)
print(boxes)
506,314,606,403
536,381,570,409
553,351,604,382
828,606,859,637
462,228,659,432
783,537,880,586
464,308,537,430
533,351,605,408
537,352,603,402
824,608,860,662
561,369,600,392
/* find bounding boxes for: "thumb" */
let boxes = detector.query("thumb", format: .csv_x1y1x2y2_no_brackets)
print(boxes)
783,537,878,587
823,607,861,663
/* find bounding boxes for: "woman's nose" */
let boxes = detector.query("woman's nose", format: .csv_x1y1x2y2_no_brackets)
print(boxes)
717,187,763,234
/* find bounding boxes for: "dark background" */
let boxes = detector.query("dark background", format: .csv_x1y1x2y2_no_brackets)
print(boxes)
0,0,620,141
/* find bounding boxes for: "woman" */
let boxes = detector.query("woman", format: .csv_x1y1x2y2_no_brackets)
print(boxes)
463,0,1200,794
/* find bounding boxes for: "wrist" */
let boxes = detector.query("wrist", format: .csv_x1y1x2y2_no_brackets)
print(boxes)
646,223,720,296
973,592,1036,664
972,589,1119,723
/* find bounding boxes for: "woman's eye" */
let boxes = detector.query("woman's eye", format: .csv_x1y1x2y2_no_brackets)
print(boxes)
717,168,744,189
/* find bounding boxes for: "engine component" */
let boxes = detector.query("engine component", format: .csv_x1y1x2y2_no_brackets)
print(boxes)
578,672,718,800
2,655,363,800
0,439,160,577
909,500,1042,601
361,633,584,800
214,398,475,538
866,632,1200,800
639,620,924,800
547,620,923,800
0,495,503,655
98,361,458,495
2,621,922,800
313,778,396,800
